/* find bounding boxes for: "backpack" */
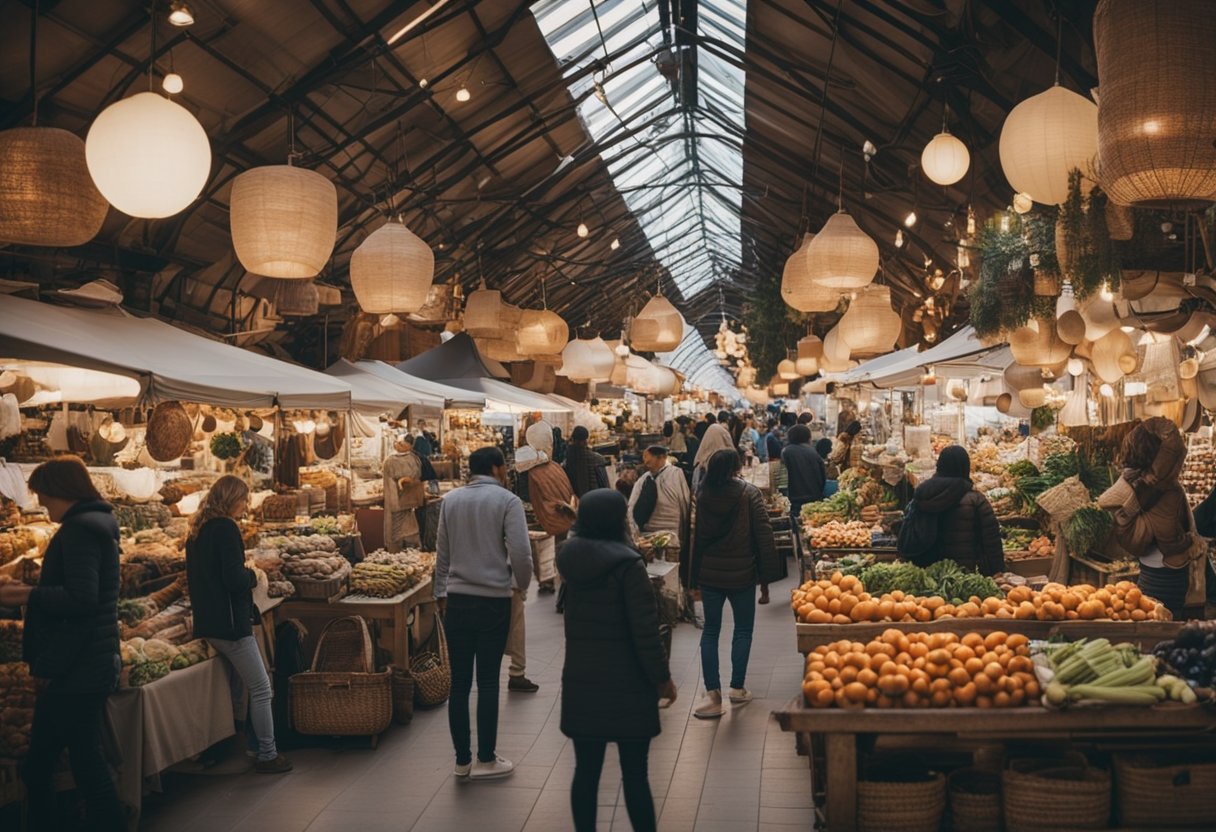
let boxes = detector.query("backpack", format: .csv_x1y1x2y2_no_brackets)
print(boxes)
897,498,940,565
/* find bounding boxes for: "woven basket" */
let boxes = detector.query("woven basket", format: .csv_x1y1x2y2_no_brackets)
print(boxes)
1114,752,1216,826
261,493,299,521
146,401,193,462
410,612,450,707
289,616,391,737
1003,760,1110,831
289,562,350,601
1035,476,1092,528
948,768,1001,832
390,666,415,725
858,773,945,832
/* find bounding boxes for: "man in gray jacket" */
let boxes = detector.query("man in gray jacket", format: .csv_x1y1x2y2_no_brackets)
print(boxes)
435,446,533,781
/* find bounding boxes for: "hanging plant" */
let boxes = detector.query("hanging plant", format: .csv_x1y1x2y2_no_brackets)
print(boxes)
968,210,1056,337
1059,169,1121,298
742,268,811,379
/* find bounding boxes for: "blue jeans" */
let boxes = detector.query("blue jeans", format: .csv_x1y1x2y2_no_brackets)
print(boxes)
699,585,756,691
208,635,277,761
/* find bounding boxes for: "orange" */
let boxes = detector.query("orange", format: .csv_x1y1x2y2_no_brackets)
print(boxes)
948,667,971,687
961,632,985,649
902,690,920,708
815,687,835,708
984,662,1004,681
964,657,985,676
808,609,832,624
954,682,978,706
975,695,993,709
993,691,1012,708
857,669,878,688
843,682,868,704
1005,634,1029,651
832,614,853,625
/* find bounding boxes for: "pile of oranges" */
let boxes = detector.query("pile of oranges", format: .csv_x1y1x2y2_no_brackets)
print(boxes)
802,630,1040,709
791,572,1168,625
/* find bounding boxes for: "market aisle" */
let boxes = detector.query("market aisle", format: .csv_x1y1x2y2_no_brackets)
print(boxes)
140,569,810,832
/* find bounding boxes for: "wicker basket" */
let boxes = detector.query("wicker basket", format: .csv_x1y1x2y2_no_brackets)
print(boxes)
948,768,1001,832
858,772,945,832
261,493,299,521
1114,752,1216,826
390,666,415,725
410,612,451,707
1033,270,1060,297
289,616,392,737
146,401,193,462
1035,476,1091,528
1003,759,1110,831
289,561,350,601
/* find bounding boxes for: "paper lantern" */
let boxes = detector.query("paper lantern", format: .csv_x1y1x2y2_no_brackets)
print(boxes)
921,130,970,186
1010,317,1071,367
349,219,433,314
998,84,1098,205
796,334,822,375
517,308,569,356
1091,328,1135,383
1094,0,1216,206
838,285,901,357
85,91,211,218
464,286,502,337
629,294,684,352
777,358,799,381
272,279,318,316
560,338,615,382
476,336,525,363
230,165,337,278
806,212,879,289
820,326,852,373
0,127,109,246
782,234,841,312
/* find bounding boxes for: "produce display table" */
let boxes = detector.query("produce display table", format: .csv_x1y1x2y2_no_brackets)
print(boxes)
800,547,899,584
274,578,433,669
105,657,234,828
771,698,1214,832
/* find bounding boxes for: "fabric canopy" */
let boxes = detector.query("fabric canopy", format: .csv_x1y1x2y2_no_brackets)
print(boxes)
0,295,351,409
840,326,1005,389
325,359,444,414
439,377,574,415
352,360,486,410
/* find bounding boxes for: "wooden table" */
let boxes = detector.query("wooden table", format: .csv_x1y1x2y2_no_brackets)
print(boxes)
274,578,434,669
772,699,1216,832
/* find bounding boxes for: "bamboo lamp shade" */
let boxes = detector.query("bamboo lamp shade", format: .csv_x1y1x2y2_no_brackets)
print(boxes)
796,334,823,376
629,294,684,352
609,355,630,387
559,338,615,382
996,392,1014,414
1010,317,1072,367
1094,0,1216,207
85,92,211,218
921,130,970,186
782,234,842,312
998,84,1098,205
272,279,319,316
516,308,569,356
230,165,337,278
463,287,502,337
349,219,433,315
806,212,879,290
476,337,524,363
819,326,852,373
1091,328,1135,383
407,282,454,326
777,359,799,381
838,285,901,357
0,127,109,246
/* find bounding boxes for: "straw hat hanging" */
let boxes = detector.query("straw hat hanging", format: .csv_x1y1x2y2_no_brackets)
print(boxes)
1093,0,1216,206
1091,328,1135,383
1018,386,1048,409
0,127,109,246
782,234,842,312
1009,317,1071,367
1080,295,1119,341
777,357,799,381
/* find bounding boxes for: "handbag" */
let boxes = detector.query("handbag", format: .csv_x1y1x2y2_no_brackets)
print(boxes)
409,611,450,707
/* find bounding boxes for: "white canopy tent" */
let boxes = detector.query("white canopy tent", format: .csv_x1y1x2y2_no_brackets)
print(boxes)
324,359,446,414
841,327,1009,389
0,295,351,409
352,361,490,411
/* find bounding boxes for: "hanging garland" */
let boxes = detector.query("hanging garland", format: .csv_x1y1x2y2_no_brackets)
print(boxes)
1059,169,1121,298
966,209,1058,337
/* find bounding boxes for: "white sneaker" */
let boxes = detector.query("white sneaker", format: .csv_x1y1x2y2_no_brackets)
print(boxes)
470,755,515,780
454,762,471,778
694,690,724,720
728,687,753,704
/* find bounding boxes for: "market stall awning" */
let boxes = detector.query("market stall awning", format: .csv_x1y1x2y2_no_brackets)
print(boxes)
0,296,351,409
848,327,1007,389
324,359,445,414
352,360,487,411
836,344,924,386
438,377,574,415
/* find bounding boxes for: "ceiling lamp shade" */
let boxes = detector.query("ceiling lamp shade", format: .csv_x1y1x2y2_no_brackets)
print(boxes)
0,127,109,246
629,294,684,352
464,285,502,337
782,234,842,312
1009,317,1072,367
516,308,569,356
1080,295,1119,341
272,279,318,317
796,334,823,376
998,84,1098,205
559,338,615,383
85,91,211,218
1091,328,1135,383
768,375,790,397
838,285,901,357
777,358,799,381
806,212,879,290
921,130,970,186
349,218,434,314
230,164,337,278
1094,0,1216,207
819,325,852,373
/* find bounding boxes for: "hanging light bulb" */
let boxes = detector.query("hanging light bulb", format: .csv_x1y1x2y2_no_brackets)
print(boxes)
1067,357,1085,376
894,228,904,247
167,1,195,26
610,237,619,250
576,222,589,238
162,72,184,94
904,210,917,228
1099,281,1114,302
455,86,471,102
966,206,977,237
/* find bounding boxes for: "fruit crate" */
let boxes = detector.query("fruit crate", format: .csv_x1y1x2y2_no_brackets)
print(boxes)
1069,552,1139,587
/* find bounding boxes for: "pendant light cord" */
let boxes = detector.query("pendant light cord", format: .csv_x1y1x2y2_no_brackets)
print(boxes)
29,0,38,125
148,5,156,93
1054,12,1063,86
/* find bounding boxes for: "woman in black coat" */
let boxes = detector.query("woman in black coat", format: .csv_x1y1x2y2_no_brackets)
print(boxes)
557,489,676,832
901,446,1005,576
1,456,126,832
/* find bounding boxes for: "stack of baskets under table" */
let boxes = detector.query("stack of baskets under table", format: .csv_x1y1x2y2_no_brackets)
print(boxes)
289,616,392,744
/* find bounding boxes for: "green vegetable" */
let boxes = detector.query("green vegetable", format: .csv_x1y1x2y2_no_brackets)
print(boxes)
1006,460,1039,479
1062,505,1113,556
128,660,170,687
170,654,191,670
209,431,244,460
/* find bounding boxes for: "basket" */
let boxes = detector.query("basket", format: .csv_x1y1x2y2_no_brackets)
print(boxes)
289,561,350,601
1003,758,1110,831
261,493,299,521
948,768,1001,832
1035,476,1091,527
390,666,415,725
857,772,945,832
1114,751,1216,826
145,401,193,462
410,612,450,707
289,616,391,737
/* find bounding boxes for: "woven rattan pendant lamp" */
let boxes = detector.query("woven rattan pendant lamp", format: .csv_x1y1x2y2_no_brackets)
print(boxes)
349,217,433,315
782,234,841,312
1009,317,1072,368
516,277,569,357
838,285,901,357
1094,0,1216,207
272,279,319,317
795,333,822,376
630,292,685,353
999,85,1098,206
230,163,336,278
0,127,109,246
807,212,879,290
463,281,502,338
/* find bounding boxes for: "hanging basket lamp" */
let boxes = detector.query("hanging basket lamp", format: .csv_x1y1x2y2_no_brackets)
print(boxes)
807,212,879,290
782,234,842,312
349,217,434,315
998,84,1098,205
230,163,337,278
629,293,685,352
272,279,319,317
795,334,822,376
1009,317,1072,368
0,127,109,246
777,358,799,381
516,308,569,356
463,282,503,337
838,285,901,357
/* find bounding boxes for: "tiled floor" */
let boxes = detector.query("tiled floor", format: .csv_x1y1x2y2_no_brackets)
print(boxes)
141,570,812,831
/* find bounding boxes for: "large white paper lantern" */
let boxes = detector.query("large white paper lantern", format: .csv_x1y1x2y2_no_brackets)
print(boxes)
517,308,569,356
998,84,1098,205
838,285,901,357
85,91,210,218
349,218,433,314
796,334,823,376
921,130,970,186
560,338,615,382
464,285,502,336
0,127,109,246
807,212,879,289
782,234,841,312
629,294,684,352
230,164,337,278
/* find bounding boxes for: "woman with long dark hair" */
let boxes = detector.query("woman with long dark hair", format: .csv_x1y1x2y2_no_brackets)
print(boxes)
689,449,780,719
557,490,675,831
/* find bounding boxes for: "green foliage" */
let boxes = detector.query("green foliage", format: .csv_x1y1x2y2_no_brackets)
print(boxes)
1031,406,1056,433
742,266,810,379
967,209,1058,337
1059,169,1121,298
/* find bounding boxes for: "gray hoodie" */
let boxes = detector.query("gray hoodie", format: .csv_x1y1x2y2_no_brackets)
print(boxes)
435,476,533,598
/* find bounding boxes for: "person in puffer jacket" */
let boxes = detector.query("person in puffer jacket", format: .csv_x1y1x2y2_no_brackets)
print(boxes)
907,445,1004,576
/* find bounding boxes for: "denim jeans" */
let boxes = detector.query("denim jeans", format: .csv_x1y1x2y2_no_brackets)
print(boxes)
208,635,277,761
699,585,756,691
445,593,512,765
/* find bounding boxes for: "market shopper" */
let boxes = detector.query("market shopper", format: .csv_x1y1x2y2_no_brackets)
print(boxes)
564,426,610,497
829,420,862,472
185,475,292,774
1098,418,1203,617
435,447,533,780
383,435,424,551
690,450,780,719
692,422,735,493
782,424,827,562
629,445,691,550
3,456,127,830
900,446,1004,576
557,489,675,832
